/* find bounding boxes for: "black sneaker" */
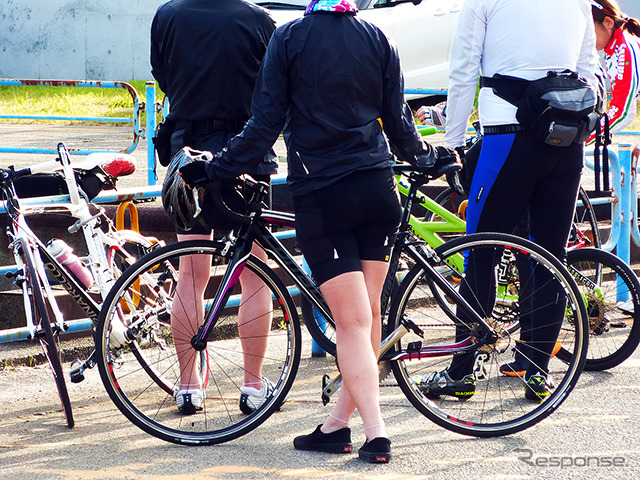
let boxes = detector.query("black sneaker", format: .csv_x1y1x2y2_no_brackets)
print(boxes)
359,437,391,464
524,371,555,402
293,425,353,454
417,369,475,400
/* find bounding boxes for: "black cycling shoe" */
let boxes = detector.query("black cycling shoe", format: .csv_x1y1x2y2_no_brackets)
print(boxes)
418,369,475,400
293,425,353,454
524,371,555,402
359,437,392,464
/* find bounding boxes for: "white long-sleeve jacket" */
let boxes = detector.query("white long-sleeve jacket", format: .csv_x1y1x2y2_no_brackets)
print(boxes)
444,0,599,149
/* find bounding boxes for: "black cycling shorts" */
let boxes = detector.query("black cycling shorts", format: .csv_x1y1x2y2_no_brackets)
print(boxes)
294,167,401,286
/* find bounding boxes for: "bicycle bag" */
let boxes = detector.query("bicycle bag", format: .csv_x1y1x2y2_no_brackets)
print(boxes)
14,167,115,201
480,71,600,147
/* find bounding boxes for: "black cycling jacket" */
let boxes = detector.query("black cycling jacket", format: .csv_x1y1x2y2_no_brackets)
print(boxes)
209,10,435,196
150,0,276,122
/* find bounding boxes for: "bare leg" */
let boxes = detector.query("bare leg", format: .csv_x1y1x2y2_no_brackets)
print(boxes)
172,233,212,390
172,234,271,391
238,244,272,388
319,260,389,441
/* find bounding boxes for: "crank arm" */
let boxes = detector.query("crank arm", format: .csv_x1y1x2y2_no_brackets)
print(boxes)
321,373,342,405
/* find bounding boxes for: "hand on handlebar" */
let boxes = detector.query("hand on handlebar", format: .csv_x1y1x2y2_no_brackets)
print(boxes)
179,159,217,189
414,145,461,169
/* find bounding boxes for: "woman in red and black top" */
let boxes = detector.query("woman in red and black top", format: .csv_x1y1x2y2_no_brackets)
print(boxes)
590,0,640,141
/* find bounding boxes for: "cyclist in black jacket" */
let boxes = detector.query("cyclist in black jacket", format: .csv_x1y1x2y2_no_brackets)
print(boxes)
151,0,277,417
180,0,458,463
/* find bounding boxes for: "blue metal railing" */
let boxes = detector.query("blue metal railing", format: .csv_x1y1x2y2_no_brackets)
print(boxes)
0,79,145,157
2,80,640,342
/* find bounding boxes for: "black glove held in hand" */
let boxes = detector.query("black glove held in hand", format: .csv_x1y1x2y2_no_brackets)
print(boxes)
179,160,214,188
434,146,459,165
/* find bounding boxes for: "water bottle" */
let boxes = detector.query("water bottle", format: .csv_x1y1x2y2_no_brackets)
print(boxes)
46,239,93,288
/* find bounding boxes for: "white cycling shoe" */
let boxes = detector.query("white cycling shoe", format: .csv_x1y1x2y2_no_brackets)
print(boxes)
174,388,206,415
239,378,275,414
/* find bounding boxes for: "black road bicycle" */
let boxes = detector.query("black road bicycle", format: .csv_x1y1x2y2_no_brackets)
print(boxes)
96,162,590,445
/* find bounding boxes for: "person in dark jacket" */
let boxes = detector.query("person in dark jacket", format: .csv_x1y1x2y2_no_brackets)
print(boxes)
180,0,458,463
151,0,277,416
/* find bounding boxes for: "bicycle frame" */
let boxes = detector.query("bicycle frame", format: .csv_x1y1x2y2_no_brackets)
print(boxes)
396,174,466,265
192,171,497,401
194,210,332,348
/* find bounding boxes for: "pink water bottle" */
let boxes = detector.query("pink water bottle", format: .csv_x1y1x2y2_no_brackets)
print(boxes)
46,239,93,288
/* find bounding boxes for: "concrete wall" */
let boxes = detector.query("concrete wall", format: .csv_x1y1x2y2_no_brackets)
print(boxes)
2,0,640,82
0,0,163,81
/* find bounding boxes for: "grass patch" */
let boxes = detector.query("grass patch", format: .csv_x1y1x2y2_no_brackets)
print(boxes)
1,81,639,133
0,80,165,125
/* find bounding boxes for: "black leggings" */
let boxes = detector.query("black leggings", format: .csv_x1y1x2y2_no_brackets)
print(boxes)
448,130,583,379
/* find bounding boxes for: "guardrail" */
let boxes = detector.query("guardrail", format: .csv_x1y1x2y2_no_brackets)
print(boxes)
2,80,640,343
0,79,145,157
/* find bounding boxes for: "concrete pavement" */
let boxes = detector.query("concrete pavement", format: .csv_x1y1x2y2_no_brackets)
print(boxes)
1,123,640,479
0,328,639,480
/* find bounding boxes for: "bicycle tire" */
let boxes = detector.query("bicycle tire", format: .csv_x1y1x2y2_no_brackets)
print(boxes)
387,233,588,437
301,296,337,356
561,247,640,370
96,240,301,445
425,186,601,249
573,187,601,249
23,243,74,428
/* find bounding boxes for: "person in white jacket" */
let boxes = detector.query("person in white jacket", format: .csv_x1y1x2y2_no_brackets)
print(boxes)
417,0,600,403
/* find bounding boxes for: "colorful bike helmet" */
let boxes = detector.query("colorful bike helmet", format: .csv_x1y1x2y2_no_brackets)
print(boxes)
161,147,211,231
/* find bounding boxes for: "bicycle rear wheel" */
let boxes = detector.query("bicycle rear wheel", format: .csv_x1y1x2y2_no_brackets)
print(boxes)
301,296,337,356
96,240,301,445
563,247,640,370
387,233,588,437
23,243,74,428
572,187,601,249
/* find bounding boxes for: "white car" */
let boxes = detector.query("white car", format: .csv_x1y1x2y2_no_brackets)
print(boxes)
259,0,462,102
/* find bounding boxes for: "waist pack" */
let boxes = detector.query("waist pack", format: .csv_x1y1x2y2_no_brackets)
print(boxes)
153,115,177,167
481,70,601,147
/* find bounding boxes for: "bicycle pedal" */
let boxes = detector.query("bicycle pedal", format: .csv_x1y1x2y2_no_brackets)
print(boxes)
69,360,85,383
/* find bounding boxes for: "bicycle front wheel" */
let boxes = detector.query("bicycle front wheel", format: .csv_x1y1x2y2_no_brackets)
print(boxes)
563,247,640,370
96,240,301,445
23,243,74,428
387,233,588,437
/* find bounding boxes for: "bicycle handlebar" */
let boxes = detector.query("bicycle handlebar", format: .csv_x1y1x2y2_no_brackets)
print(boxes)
204,175,271,227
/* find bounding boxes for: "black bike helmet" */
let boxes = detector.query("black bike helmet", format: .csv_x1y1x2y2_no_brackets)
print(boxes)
161,147,210,231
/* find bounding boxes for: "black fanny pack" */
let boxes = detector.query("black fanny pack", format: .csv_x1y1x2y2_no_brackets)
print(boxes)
481,70,601,147
152,116,177,167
